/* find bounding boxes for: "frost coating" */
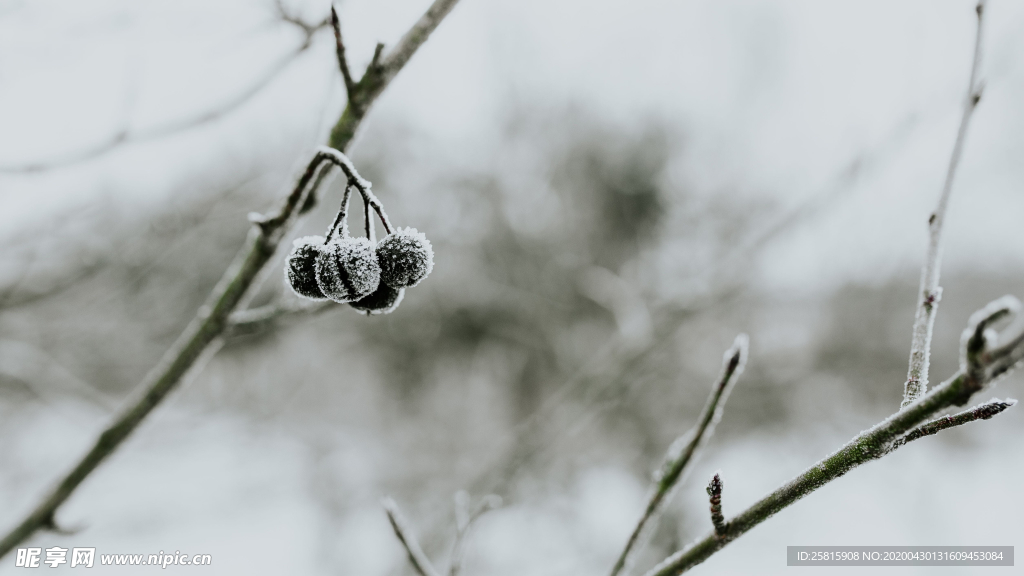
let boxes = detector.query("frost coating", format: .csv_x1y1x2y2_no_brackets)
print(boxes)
286,236,328,300
376,227,434,288
315,237,381,303
350,283,405,315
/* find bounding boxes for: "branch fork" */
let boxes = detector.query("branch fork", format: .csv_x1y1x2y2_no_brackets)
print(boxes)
0,0,464,559
383,492,501,576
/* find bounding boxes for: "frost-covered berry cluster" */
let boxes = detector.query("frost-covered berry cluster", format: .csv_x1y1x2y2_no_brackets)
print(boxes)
285,178,433,316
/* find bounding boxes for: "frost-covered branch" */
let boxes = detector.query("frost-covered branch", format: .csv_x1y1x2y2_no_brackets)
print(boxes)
0,148,340,559
326,0,462,149
705,472,725,537
0,0,464,558
608,334,748,576
901,0,987,407
641,295,1023,576
887,398,1016,453
0,10,330,174
383,498,443,576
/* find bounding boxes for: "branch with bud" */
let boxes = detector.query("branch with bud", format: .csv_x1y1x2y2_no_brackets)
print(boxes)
0,0,464,560
608,335,748,576
706,472,725,537
383,492,501,576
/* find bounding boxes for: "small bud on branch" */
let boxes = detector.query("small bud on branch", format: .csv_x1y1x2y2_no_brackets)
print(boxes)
706,472,726,537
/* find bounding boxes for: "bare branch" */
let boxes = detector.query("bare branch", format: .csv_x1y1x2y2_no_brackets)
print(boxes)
380,0,461,79
0,13,330,174
642,296,1023,576
887,398,1016,453
274,0,331,42
609,334,748,576
705,472,725,537
383,497,443,576
902,0,987,407
328,0,462,148
330,4,357,101
449,492,501,576
228,115,912,345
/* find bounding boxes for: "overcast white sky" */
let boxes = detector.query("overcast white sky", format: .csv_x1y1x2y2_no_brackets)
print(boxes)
1,0,1022,294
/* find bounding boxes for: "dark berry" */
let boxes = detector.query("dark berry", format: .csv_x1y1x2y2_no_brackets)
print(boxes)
376,227,434,288
315,236,380,303
349,283,404,315
285,236,328,300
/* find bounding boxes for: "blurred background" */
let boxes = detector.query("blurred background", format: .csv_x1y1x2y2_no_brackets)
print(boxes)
1,0,1023,574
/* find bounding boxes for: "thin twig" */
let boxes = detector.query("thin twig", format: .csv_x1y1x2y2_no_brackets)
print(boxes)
902,0,987,407
887,398,1016,453
363,186,375,242
449,492,501,576
358,186,395,235
274,0,331,41
705,472,725,537
609,334,748,576
324,183,354,243
0,0,464,556
330,4,357,100
642,295,1023,576
328,0,462,148
0,14,330,174
383,497,443,576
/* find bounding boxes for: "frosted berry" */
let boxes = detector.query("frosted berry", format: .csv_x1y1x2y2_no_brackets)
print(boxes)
315,236,380,303
349,283,404,315
285,236,328,300
376,227,434,288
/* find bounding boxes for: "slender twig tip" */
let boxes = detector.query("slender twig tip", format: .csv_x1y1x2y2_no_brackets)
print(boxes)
371,42,386,68
707,471,726,536
723,333,749,375
706,471,723,497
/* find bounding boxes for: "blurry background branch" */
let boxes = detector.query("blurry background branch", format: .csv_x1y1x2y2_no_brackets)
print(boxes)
609,335,747,576
384,497,443,576
382,491,500,576
0,5,332,174
449,492,501,576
